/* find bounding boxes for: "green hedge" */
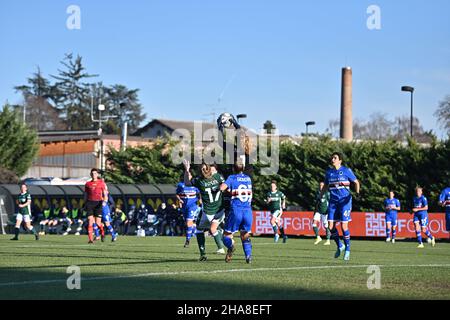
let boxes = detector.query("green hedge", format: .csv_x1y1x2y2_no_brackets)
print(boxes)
105,136,450,212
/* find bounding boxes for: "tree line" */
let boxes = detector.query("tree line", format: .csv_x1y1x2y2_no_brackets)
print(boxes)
12,53,146,134
104,136,450,213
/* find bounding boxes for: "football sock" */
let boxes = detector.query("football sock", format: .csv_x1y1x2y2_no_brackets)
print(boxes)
93,224,99,237
98,224,105,237
386,227,391,238
325,227,331,240
14,227,20,239
196,231,206,256
392,226,397,239
331,228,342,248
39,223,45,232
212,231,224,249
416,230,423,244
223,235,233,249
272,225,278,235
88,225,94,242
279,227,285,237
343,229,351,251
107,224,114,235
28,227,37,235
424,228,433,239
242,238,252,258
313,225,319,237
186,226,194,241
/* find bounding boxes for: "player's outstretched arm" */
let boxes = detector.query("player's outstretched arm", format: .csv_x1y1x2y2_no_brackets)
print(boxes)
183,160,193,186
353,180,361,195
318,184,329,200
220,183,229,192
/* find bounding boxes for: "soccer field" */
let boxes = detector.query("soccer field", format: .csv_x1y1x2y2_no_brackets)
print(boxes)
0,235,449,300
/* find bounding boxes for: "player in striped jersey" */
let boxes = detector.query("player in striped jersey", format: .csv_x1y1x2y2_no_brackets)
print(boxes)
412,187,435,248
176,181,200,247
384,191,401,243
320,152,360,261
439,186,450,235
220,160,253,263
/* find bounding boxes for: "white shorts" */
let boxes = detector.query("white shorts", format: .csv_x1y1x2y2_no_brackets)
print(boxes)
197,209,225,230
313,212,328,227
16,214,31,223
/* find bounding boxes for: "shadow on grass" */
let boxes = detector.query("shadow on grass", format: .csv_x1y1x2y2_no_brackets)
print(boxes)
0,266,395,300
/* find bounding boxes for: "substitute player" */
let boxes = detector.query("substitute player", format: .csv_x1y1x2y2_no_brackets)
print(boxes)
11,183,39,241
320,152,360,261
384,191,401,243
412,187,435,248
220,159,253,263
183,160,226,261
84,168,108,244
439,186,450,235
312,182,331,245
266,181,287,243
176,181,200,247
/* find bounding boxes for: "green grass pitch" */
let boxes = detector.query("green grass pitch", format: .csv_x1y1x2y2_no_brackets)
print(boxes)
0,234,449,300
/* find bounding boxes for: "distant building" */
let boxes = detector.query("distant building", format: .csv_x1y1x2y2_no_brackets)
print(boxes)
25,130,153,179
133,119,217,141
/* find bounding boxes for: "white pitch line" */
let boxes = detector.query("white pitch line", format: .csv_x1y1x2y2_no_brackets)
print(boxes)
2,242,282,249
1,264,450,287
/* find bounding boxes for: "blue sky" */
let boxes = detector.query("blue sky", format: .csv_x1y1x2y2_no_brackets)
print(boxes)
1,0,449,137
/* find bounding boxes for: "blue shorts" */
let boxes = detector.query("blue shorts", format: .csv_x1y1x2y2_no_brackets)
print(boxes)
413,211,428,227
224,206,253,234
328,197,352,223
102,206,112,223
445,211,450,232
385,212,398,226
183,206,200,221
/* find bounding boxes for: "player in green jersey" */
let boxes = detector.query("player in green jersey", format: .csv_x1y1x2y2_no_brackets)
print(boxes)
266,181,287,243
11,183,39,241
312,182,331,245
183,160,226,261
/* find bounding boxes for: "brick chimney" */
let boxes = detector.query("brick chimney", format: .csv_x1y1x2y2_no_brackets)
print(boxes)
340,67,353,141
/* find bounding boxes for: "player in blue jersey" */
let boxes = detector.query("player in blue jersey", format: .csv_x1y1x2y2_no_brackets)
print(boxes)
176,181,200,248
384,191,401,243
438,186,450,235
412,187,435,248
319,152,360,261
220,159,253,264
95,193,118,242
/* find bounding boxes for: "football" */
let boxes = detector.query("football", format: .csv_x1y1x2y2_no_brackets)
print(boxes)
217,112,234,129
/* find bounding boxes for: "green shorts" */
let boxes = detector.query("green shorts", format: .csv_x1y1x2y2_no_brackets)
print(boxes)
270,210,283,221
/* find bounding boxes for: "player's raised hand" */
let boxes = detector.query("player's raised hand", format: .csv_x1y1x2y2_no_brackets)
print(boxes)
183,159,190,171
